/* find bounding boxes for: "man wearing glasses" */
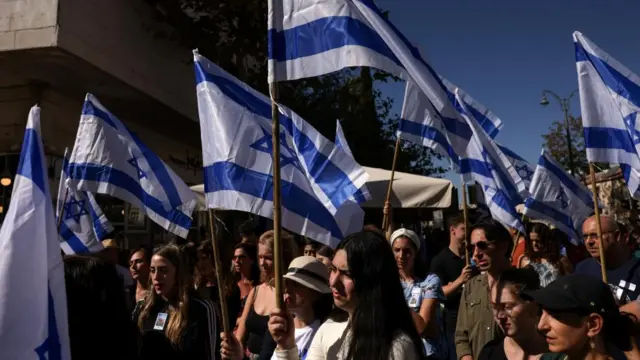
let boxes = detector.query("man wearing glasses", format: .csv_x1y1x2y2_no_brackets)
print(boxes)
455,221,512,360
575,215,640,304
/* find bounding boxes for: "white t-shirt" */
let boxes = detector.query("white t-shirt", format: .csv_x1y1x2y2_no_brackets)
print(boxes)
271,320,321,360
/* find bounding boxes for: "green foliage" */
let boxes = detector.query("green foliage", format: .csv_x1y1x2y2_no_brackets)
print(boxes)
145,0,444,176
541,115,589,176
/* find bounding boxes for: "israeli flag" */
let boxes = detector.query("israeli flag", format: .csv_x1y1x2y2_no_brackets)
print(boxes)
269,0,460,127
441,78,503,139
575,31,640,199
56,149,114,255
0,106,71,359
195,53,368,247
524,150,594,244
455,89,526,233
497,144,536,190
335,121,371,204
66,94,196,238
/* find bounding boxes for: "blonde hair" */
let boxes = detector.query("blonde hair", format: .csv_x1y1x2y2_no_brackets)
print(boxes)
258,230,299,283
136,245,192,348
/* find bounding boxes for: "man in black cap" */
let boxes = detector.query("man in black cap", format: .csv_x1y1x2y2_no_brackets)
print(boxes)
523,274,634,359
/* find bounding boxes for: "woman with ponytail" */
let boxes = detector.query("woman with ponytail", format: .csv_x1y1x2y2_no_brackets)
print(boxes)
134,244,218,360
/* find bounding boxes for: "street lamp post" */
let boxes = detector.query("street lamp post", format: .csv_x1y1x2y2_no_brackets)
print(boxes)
540,89,579,174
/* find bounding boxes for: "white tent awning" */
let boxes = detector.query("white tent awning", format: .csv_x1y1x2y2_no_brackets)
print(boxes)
190,166,453,210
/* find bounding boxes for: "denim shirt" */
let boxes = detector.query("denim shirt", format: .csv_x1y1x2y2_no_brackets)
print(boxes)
402,273,447,359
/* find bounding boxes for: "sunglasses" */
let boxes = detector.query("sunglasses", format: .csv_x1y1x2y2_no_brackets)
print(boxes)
467,240,493,252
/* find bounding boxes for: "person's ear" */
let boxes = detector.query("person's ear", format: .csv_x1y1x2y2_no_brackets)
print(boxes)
585,313,604,338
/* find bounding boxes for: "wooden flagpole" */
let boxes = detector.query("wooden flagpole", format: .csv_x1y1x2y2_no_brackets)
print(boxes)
381,137,401,231
207,209,231,335
461,179,470,266
270,82,284,308
588,163,608,283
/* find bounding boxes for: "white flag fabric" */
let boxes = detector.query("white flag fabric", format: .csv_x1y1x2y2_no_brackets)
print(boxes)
57,148,113,255
441,77,503,139
575,31,640,199
455,89,526,233
497,144,536,190
524,150,594,244
195,53,368,247
335,121,371,204
65,94,196,238
0,106,71,359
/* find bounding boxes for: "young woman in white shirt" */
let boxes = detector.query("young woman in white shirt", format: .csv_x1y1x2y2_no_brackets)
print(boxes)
263,230,426,360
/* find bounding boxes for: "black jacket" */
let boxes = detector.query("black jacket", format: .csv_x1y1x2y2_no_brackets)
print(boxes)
133,295,218,360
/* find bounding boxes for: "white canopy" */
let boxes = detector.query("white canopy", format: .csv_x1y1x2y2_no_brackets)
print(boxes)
190,166,453,210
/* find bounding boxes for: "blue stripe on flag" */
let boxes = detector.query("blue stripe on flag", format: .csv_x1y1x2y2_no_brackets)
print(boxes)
398,120,460,162
499,145,526,162
82,101,184,210
489,187,524,232
16,129,47,193
88,204,110,241
538,154,594,207
575,41,640,109
583,127,636,154
525,198,575,231
67,163,192,230
59,221,91,254
268,16,402,67
204,161,344,240
195,64,360,209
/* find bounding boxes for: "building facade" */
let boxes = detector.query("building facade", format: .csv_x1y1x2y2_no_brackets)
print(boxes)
0,0,208,248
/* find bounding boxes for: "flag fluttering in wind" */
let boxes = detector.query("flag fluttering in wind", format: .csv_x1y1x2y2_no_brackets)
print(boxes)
57,148,113,255
575,31,640,199
498,144,536,190
524,150,594,244
335,121,371,204
0,106,71,359
65,94,196,238
194,53,368,247
455,89,527,233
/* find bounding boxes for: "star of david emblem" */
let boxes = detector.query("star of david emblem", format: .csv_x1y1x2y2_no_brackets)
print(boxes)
557,188,569,210
63,197,88,224
127,156,146,179
250,127,304,172
624,112,640,146
516,164,533,182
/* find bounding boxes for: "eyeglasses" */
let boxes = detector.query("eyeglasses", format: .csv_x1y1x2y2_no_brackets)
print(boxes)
582,231,616,241
467,241,493,253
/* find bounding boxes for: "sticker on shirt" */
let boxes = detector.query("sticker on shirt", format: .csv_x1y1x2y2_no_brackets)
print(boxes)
610,280,637,304
408,287,422,309
154,312,168,330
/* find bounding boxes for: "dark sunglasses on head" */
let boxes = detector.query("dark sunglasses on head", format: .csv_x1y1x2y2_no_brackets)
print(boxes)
467,241,493,252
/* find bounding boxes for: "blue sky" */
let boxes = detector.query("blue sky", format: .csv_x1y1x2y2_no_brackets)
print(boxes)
373,0,640,192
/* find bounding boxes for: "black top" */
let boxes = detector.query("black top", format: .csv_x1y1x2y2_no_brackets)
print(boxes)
198,283,242,331
244,287,270,355
429,247,465,312
575,257,640,303
478,339,507,360
134,294,218,360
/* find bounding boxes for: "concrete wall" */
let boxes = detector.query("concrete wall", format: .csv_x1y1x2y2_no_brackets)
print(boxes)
57,0,198,122
0,0,59,50
0,87,204,186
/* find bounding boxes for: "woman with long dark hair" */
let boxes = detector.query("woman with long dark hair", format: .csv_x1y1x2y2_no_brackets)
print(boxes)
264,230,426,359
232,242,260,312
65,255,138,360
519,223,572,286
315,245,334,268
133,245,218,360
390,228,447,359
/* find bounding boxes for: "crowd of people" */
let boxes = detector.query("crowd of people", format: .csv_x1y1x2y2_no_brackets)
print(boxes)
60,213,640,360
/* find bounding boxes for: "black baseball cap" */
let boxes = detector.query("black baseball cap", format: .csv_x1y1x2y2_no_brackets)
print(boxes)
521,274,619,317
